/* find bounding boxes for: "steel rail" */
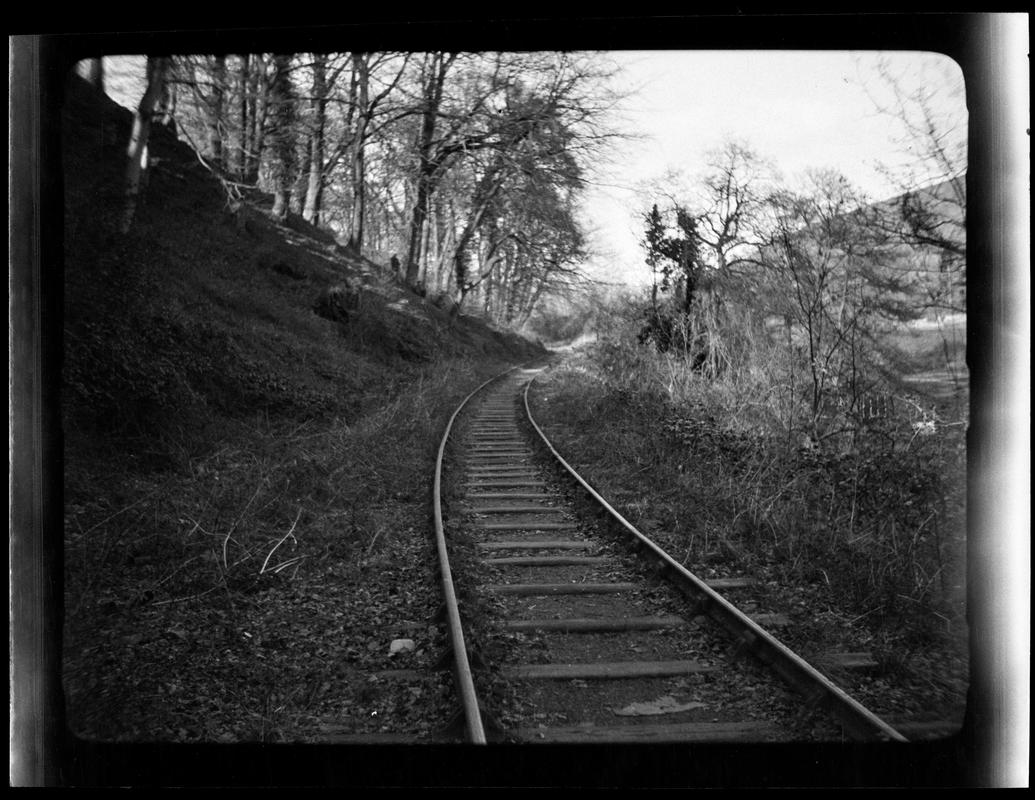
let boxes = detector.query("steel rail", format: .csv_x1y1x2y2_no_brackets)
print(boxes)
521,370,908,743
433,363,530,744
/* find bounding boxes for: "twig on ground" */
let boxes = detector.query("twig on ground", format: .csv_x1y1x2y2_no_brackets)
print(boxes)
261,508,303,575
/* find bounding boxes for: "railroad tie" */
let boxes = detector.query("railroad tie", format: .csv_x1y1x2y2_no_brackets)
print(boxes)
883,715,962,740
467,461,537,466
818,652,879,671
466,504,565,514
749,613,791,628
474,520,578,530
705,577,757,590
503,659,715,680
484,582,637,596
465,493,550,500
465,455,536,461
483,555,608,567
466,472,542,479
476,540,594,551
465,467,541,474
511,721,785,743
464,479,548,488
503,615,687,633
465,460,535,466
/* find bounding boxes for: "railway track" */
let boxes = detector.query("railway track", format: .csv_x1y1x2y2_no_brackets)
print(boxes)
435,364,908,744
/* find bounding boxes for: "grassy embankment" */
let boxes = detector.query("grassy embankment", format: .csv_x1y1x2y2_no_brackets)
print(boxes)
527,307,968,714
61,75,543,742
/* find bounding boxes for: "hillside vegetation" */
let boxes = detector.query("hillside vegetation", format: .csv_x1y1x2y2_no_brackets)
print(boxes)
526,296,968,729
61,75,543,742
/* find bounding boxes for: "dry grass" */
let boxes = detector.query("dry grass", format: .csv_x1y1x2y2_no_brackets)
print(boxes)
530,332,967,648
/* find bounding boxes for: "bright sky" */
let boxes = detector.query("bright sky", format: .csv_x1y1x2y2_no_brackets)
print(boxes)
581,50,968,287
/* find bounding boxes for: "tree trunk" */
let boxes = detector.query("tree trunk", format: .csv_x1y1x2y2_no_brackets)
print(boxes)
302,54,327,225
269,54,294,221
292,138,309,215
245,56,266,184
159,68,177,134
346,53,370,251
236,54,250,180
426,200,440,288
406,172,433,286
121,56,169,234
405,54,450,286
208,55,226,171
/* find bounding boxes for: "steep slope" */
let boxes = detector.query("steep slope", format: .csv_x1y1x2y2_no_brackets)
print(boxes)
63,74,541,444
61,74,544,744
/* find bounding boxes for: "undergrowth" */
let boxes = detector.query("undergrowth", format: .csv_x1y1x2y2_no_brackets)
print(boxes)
531,337,967,650
64,357,497,614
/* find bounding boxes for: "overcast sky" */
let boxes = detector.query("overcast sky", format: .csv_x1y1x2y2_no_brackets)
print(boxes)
580,49,969,287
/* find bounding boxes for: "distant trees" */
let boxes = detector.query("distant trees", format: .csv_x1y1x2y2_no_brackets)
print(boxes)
860,54,967,315
760,170,915,437
382,51,616,316
635,142,778,368
636,152,948,440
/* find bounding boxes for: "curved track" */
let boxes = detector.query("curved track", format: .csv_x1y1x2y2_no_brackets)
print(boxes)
434,364,907,744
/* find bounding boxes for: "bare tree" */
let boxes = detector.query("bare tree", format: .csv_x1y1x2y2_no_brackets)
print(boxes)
301,53,328,224
208,55,226,171
245,55,270,184
694,140,777,275
343,53,409,252
760,170,906,440
121,56,169,234
344,53,370,245
404,52,457,286
398,52,618,307
233,54,251,180
268,54,296,221
859,54,967,315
